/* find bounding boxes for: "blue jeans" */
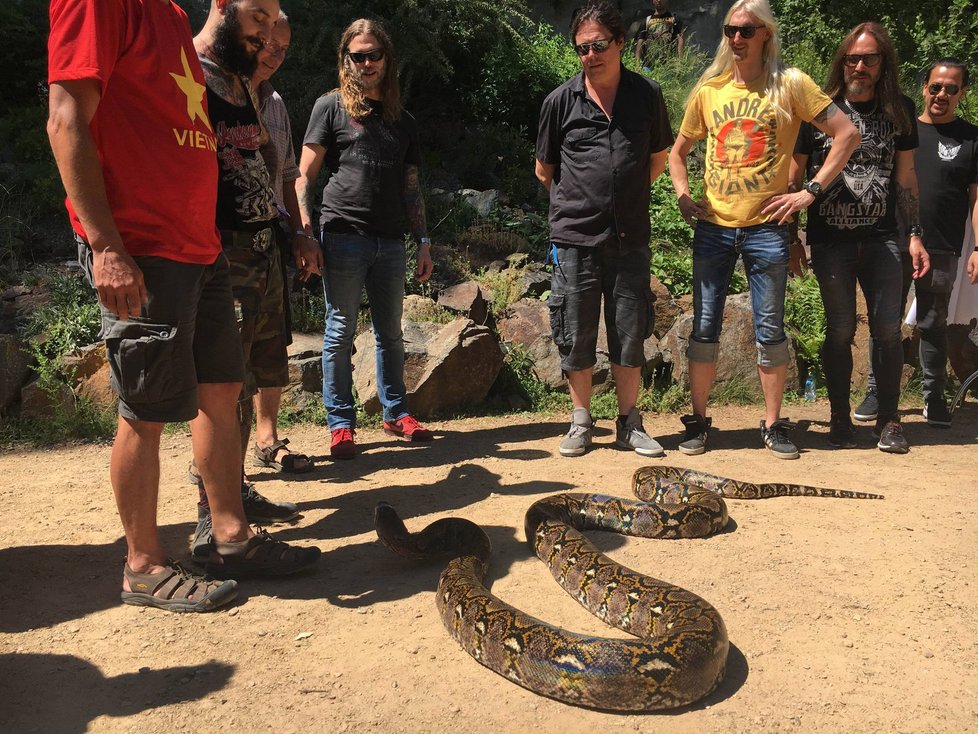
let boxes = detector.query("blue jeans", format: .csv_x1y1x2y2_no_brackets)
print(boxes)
688,221,790,366
811,237,903,423
321,232,407,429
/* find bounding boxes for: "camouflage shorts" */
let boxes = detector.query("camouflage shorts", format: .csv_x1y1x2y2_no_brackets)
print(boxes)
222,229,290,399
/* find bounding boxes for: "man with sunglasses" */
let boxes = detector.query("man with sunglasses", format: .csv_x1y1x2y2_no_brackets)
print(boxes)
794,22,930,454
669,0,859,459
297,19,434,460
536,1,673,457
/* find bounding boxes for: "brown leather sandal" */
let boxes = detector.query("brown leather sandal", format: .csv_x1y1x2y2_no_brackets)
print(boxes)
121,559,238,612
252,438,314,473
206,530,321,579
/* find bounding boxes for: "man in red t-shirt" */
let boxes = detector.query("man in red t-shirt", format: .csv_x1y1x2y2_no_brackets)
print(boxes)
47,0,320,612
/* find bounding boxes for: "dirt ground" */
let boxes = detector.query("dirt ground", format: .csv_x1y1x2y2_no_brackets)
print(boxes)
1,402,977,733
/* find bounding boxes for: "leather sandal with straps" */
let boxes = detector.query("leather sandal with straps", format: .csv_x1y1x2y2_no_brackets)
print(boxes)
205,529,322,580
121,559,238,612
252,438,314,473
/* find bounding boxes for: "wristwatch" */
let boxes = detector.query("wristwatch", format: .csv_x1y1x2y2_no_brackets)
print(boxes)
804,180,822,198
909,225,923,239
419,237,432,247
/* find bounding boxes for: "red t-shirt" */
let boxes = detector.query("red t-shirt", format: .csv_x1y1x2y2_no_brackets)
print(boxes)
48,0,221,263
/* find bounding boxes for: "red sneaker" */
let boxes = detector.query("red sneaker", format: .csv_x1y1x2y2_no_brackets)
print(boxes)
330,427,356,459
383,415,433,442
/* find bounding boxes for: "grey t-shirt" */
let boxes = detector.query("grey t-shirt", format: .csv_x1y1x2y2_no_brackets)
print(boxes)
302,92,422,238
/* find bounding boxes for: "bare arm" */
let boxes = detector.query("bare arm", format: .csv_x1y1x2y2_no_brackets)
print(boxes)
47,79,147,320
762,103,860,224
895,148,930,279
282,179,322,279
295,143,326,233
403,163,432,282
668,132,710,224
967,183,978,284
535,160,556,192
649,148,668,183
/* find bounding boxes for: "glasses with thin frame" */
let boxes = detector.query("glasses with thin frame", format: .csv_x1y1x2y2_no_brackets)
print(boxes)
927,82,961,96
843,53,882,68
573,38,613,56
723,24,759,39
347,48,384,64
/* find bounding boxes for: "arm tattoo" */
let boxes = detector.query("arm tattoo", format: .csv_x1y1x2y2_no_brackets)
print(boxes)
402,164,428,241
897,183,921,230
814,102,839,125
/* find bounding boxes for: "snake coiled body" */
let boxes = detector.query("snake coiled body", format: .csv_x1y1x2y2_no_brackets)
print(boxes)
375,466,882,711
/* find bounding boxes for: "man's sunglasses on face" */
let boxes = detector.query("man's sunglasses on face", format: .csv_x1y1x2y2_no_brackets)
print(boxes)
928,82,961,96
723,24,760,39
843,53,882,68
347,48,384,64
574,38,613,56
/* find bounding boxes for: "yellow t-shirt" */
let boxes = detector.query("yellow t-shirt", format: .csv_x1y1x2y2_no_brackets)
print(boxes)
679,70,831,227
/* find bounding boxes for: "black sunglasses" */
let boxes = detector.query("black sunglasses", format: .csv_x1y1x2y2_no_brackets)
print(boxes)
347,48,384,64
573,38,613,56
723,24,760,39
843,53,882,68
928,82,961,96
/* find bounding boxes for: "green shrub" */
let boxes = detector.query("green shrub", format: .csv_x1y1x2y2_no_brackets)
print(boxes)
784,272,826,384
493,343,570,414
22,268,101,362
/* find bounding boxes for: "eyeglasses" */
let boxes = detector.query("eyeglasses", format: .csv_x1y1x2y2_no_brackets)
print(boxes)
843,53,882,68
927,82,961,96
573,38,613,56
723,24,760,39
346,48,385,64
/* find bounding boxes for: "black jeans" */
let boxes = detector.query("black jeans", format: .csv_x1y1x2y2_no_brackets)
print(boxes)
811,237,904,424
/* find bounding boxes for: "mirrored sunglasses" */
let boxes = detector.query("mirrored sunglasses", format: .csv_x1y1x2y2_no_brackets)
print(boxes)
928,82,961,96
573,38,612,56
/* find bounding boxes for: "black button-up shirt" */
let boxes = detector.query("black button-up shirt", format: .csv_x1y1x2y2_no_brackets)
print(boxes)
536,66,673,250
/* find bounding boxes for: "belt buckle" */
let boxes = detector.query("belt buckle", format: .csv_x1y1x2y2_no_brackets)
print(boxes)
252,228,273,253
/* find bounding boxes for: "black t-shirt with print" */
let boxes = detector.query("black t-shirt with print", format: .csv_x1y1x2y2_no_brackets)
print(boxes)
636,11,685,66
796,95,918,244
302,93,422,239
915,117,978,255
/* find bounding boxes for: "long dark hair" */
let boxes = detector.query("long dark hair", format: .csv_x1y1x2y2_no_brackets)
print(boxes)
335,18,401,124
825,22,911,134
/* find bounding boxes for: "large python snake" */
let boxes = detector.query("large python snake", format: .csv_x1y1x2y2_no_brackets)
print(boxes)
375,466,883,712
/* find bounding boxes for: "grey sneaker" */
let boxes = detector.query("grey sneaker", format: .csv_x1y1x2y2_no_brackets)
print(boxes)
678,414,712,455
876,419,909,454
559,408,593,457
853,389,878,422
615,408,664,457
760,418,799,459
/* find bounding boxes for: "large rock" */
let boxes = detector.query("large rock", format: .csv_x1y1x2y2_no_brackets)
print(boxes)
649,275,684,338
76,362,118,412
496,297,611,392
436,281,488,325
20,378,75,420
352,318,503,417
62,342,107,384
0,334,33,415
661,292,798,389
461,188,500,217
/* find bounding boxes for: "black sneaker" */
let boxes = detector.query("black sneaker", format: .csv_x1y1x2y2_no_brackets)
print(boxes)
853,389,878,422
760,419,799,459
828,414,857,448
923,400,952,428
678,414,712,455
876,419,909,454
241,482,299,524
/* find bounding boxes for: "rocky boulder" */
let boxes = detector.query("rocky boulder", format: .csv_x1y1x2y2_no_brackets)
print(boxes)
352,318,503,417
436,281,488,325
0,334,33,415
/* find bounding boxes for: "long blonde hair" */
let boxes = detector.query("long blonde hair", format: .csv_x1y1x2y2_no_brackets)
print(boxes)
686,0,798,128
334,18,401,125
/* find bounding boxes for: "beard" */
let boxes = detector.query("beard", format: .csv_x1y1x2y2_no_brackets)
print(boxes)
212,5,260,77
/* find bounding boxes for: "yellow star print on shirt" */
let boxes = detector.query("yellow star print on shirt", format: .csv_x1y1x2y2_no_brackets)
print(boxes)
170,48,212,131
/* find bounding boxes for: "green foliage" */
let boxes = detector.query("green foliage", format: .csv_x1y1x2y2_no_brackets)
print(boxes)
650,245,694,297
484,206,550,260
784,272,826,383
21,269,102,362
493,344,571,414
0,398,115,446
477,267,527,320
636,41,712,133
289,282,326,334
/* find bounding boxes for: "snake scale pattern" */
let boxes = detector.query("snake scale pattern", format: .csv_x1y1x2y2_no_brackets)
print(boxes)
375,466,883,711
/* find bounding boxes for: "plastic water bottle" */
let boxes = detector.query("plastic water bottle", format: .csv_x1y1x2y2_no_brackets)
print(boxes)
804,374,816,401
